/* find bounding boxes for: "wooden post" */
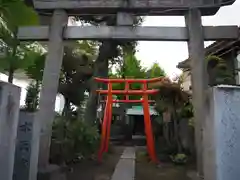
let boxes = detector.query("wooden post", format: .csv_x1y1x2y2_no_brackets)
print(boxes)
29,9,68,180
185,9,208,179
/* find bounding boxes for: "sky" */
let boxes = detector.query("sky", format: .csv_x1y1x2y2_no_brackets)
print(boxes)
136,0,240,78
1,0,240,109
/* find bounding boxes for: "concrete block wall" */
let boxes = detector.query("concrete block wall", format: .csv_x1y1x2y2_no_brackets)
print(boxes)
204,85,240,180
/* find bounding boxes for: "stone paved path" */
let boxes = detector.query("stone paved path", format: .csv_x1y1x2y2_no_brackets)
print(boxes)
111,147,135,180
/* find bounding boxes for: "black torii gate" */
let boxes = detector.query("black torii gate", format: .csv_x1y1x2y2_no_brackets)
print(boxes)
18,0,237,180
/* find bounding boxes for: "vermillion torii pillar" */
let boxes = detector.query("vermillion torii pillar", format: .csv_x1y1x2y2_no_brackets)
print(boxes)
95,77,162,163
20,0,237,180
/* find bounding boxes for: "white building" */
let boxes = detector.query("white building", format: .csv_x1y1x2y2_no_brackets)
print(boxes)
0,73,65,112
0,17,78,112
180,70,192,93
177,38,240,90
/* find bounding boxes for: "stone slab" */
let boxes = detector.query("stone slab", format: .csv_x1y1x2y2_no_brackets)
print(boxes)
187,171,204,180
0,82,21,180
121,147,136,159
204,85,240,180
111,147,135,180
13,111,35,180
111,159,135,180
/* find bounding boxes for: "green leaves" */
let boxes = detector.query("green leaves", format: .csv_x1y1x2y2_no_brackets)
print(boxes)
51,116,100,163
23,51,45,81
23,80,40,112
0,0,38,30
153,78,189,115
74,40,98,59
0,0,38,45
122,53,146,78
111,52,166,100
111,52,146,100
0,43,42,74
0,0,39,81
0,54,10,71
147,62,166,78
0,49,25,71
206,55,234,86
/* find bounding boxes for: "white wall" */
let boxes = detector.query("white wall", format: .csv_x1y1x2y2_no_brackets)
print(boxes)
0,73,64,112
181,70,191,92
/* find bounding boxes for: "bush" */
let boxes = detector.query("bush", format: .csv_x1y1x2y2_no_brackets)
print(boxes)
170,153,188,165
22,81,40,112
50,116,100,165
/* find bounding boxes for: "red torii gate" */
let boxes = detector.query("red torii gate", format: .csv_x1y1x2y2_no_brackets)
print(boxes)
95,77,164,163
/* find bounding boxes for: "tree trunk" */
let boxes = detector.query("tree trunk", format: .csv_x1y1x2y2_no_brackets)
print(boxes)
8,66,14,83
163,111,171,146
172,109,183,153
84,41,118,124
8,45,17,83
63,98,71,117
163,123,171,146
33,80,40,110
77,101,85,120
8,29,18,83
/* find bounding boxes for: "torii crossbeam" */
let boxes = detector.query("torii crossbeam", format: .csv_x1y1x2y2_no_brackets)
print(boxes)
95,77,164,163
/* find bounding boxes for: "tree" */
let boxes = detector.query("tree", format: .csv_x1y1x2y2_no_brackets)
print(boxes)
23,42,96,117
147,62,166,78
24,50,45,80
112,57,166,100
82,15,143,124
151,78,189,154
83,40,120,124
24,81,40,112
59,45,95,116
206,55,234,86
184,55,234,86
21,50,45,112
111,52,147,100
0,0,38,82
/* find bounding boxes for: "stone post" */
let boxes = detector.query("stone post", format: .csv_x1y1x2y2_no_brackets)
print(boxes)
204,85,240,180
29,9,68,180
185,9,208,178
0,82,21,180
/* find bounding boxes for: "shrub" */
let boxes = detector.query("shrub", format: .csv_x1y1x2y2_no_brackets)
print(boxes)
170,153,188,165
22,81,40,112
50,116,100,165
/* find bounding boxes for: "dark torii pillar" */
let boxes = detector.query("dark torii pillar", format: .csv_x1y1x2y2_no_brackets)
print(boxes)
185,9,208,179
29,9,68,180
